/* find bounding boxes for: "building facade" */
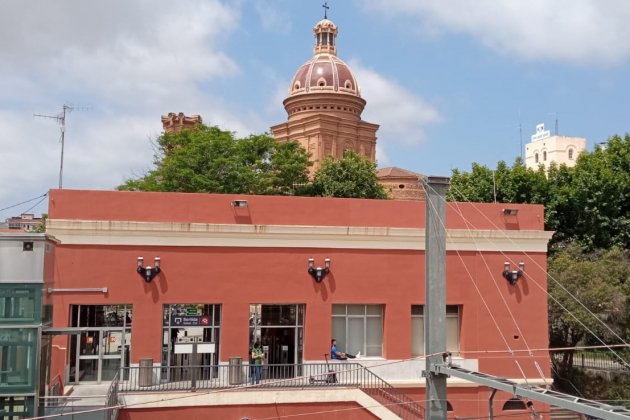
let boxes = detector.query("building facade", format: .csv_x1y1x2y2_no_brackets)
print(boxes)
43,189,552,418
525,123,587,170
0,233,54,418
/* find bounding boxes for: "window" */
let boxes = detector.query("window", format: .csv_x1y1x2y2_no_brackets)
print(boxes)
543,151,547,161
534,153,539,164
332,304,383,357
0,284,40,324
162,304,221,368
0,328,38,391
568,148,574,160
411,305,460,356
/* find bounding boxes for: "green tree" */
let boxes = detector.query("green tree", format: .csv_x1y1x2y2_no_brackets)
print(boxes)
448,134,630,250
448,158,549,204
310,150,388,199
550,134,630,250
33,213,47,233
548,246,630,375
118,125,311,195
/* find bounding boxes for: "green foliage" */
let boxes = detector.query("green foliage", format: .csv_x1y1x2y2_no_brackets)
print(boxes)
310,150,388,199
118,125,311,195
548,246,630,376
448,134,630,251
33,213,47,233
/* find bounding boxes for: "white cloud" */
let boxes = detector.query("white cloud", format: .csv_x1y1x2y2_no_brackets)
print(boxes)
0,1,269,218
361,0,630,65
351,61,442,162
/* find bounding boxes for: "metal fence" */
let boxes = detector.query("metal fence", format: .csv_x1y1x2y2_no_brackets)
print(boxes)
552,350,630,373
117,363,424,419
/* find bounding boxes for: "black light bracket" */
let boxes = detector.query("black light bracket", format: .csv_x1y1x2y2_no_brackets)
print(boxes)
308,257,331,283
137,256,161,283
502,261,525,285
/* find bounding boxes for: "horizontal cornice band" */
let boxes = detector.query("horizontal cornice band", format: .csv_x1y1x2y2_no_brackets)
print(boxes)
46,219,553,252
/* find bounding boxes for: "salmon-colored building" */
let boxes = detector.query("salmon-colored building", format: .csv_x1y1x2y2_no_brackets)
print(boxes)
43,188,552,419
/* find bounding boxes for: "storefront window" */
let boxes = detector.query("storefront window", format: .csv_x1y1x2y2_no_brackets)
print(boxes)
162,304,221,370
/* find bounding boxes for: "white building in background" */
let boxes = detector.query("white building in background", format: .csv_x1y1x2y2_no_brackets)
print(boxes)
525,123,586,170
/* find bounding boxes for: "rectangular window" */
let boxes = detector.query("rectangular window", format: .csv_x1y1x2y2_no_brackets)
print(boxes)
0,328,38,392
332,304,383,357
411,305,460,356
0,284,41,324
162,304,222,369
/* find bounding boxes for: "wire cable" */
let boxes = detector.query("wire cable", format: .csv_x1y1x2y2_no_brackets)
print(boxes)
447,182,630,368
0,192,48,214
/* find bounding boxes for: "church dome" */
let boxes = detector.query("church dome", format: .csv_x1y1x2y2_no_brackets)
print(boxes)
289,55,360,97
287,18,361,98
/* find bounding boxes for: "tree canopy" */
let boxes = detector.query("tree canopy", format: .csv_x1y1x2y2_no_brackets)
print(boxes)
118,125,311,195
448,134,630,251
311,150,388,199
119,125,388,200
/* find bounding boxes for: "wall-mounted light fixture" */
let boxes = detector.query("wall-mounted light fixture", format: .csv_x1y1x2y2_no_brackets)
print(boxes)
503,261,525,285
502,208,519,216
232,199,248,208
308,257,331,283
137,256,161,283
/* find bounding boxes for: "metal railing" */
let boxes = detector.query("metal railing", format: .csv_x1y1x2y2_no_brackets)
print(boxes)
118,363,424,418
38,395,110,420
552,351,630,373
105,370,121,420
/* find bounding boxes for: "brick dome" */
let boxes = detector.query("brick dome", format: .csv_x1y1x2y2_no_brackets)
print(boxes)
289,55,360,97
287,18,361,98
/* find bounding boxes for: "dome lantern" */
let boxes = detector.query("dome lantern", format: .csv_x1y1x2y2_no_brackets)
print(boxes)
313,18,338,56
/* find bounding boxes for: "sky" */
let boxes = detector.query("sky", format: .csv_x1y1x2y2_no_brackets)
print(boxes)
2,0,630,219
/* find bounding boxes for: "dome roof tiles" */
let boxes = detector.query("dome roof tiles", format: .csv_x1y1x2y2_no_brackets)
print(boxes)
289,55,360,97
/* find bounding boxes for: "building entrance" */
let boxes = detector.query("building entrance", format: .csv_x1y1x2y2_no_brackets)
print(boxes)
67,305,132,384
249,304,304,379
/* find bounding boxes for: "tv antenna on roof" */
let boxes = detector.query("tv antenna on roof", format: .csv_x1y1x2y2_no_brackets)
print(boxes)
34,103,88,189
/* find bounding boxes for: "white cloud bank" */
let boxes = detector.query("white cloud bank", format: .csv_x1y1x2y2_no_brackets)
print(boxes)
362,0,630,65
0,0,259,217
351,62,442,165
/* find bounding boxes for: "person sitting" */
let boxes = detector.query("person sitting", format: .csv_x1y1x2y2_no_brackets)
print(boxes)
330,339,359,360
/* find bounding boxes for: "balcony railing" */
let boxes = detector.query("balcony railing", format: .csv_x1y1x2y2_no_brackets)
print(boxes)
117,363,424,418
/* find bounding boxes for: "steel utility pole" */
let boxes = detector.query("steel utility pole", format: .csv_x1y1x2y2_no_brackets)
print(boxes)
423,176,450,420
35,104,75,189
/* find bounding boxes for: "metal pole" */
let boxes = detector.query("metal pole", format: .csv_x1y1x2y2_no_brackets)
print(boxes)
489,389,498,420
424,176,450,420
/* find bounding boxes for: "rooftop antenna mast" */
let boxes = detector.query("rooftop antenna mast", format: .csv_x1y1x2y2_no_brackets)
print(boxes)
34,103,85,189
550,111,559,135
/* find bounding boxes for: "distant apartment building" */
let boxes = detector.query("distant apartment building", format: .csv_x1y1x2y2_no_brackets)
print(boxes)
1,214,42,232
525,123,586,170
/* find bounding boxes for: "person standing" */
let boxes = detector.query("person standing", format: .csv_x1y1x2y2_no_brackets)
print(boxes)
250,340,264,384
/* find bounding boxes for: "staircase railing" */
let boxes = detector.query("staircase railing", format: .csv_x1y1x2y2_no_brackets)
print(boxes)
118,363,424,419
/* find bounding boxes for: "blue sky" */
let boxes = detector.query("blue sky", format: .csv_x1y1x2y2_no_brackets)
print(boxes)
1,0,629,219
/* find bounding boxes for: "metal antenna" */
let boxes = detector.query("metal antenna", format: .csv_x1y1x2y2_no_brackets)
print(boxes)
549,111,559,135
518,122,523,160
34,103,87,189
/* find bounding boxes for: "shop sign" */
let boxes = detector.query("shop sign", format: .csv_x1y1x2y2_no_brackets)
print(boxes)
170,315,210,327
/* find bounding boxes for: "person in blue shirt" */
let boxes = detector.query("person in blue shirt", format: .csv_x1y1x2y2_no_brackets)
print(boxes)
330,339,358,360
